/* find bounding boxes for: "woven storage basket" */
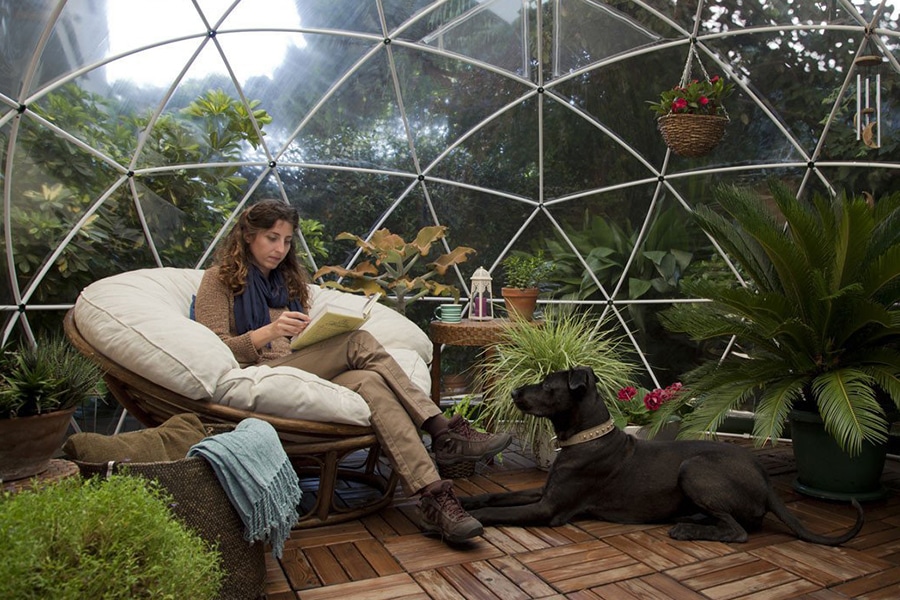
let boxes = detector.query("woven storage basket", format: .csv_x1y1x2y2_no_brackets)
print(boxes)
76,427,266,600
657,113,728,157
437,460,477,479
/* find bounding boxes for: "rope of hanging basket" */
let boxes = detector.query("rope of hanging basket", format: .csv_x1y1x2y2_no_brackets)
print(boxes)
658,44,729,157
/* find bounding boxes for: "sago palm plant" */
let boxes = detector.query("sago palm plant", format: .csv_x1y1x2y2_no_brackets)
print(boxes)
657,181,900,455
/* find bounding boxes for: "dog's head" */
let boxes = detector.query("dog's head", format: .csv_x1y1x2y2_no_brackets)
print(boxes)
511,366,607,421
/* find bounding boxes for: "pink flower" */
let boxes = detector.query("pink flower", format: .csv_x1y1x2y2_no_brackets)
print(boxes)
643,390,663,411
710,75,720,84
699,96,709,106
672,97,688,112
617,386,637,401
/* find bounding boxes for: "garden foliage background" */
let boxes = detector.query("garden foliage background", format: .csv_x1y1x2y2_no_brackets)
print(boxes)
1,0,897,389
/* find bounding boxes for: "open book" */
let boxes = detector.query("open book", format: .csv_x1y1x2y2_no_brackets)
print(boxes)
290,293,382,350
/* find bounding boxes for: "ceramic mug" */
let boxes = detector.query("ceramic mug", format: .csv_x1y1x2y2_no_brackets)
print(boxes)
434,304,463,323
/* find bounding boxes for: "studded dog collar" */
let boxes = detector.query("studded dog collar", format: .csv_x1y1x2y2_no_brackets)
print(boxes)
554,417,616,449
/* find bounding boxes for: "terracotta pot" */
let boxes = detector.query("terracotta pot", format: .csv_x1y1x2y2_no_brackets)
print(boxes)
441,373,470,396
501,287,540,320
0,407,75,481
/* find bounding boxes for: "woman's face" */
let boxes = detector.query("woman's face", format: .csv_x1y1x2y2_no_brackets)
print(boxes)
247,219,294,276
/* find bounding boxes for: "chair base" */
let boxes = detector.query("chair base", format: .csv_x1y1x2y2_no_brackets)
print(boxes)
64,309,399,528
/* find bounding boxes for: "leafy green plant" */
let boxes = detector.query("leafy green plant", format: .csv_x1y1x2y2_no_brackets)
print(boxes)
501,250,556,289
314,225,475,314
0,475,224,599
657,181,900,455
476,309,635,455
6,83,273,317
0,335,102,419
648,75,735,117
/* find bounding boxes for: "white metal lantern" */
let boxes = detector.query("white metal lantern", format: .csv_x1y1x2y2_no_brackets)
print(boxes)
469,267,494,321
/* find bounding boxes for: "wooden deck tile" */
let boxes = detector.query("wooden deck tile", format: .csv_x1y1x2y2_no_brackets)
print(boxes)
277,543,320,590
828,564,900,598
460,560,532,600
493,525,554,552
289,520,372,549
751,540,891,586
434,563,504,599
356,538,406,576
305,544,351,586
698,564,808,599
385,532,504,573
517,539,655,592
487,555,558,598
411,568,469,599
329,541,378,580
592,573,708,599
297,572,428,600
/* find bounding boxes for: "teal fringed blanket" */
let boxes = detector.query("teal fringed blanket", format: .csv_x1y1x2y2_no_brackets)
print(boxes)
188,418,301,558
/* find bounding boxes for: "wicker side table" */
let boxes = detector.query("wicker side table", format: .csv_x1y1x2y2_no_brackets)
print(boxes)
428,319,516,405
2,458,79,495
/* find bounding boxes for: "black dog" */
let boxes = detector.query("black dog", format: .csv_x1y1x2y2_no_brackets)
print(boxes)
461,366,864,545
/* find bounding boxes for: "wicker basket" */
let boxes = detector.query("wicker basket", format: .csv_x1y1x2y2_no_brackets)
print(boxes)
76,427,266,600
437,460,477,479
657,113,728,157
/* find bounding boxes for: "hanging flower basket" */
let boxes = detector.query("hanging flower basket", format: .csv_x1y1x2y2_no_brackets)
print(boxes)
648,45,735,158
657,113,729,157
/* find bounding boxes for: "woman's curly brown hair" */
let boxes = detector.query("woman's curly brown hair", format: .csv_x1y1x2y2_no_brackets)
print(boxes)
215,199,311,308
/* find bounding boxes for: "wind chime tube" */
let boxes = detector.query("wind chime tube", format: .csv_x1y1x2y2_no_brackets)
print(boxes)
877,73,881,148
865,77,870,126
856,73,862,140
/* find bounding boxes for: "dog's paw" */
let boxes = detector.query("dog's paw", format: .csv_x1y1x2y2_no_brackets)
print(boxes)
668,523,697,541
669,522,748,543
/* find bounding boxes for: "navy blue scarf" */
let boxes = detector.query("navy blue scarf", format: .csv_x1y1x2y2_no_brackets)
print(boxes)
234,265,303,335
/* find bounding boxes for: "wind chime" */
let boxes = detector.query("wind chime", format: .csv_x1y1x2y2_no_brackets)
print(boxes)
854,42,884,149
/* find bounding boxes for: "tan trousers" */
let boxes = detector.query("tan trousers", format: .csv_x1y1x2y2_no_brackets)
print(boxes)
263,330,442,495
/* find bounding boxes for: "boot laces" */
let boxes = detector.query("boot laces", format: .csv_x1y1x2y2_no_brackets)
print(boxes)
448,415,492,441
432,489,467,521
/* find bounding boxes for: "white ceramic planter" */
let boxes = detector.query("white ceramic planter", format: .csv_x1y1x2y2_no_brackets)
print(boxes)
623,421,680,440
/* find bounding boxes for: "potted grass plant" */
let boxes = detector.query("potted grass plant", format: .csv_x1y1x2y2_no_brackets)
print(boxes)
0,335,102,481
475,308,634,467
656,180,900,500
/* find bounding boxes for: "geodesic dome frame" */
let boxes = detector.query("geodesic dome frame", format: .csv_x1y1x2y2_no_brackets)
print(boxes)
1,0,898,388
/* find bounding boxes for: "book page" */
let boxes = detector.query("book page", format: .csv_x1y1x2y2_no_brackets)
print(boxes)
290,293,381,350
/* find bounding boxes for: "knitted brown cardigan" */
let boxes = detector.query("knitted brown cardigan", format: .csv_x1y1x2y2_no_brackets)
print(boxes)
194,266,296,366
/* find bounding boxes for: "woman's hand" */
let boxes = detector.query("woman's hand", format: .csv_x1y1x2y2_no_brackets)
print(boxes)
273,311,311,338
250,311,311,348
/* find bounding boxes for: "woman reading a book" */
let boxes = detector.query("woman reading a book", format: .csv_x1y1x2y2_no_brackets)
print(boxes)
194,199,510,544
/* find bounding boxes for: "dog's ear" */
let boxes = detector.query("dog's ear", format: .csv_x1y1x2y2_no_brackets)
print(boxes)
567,366,595,392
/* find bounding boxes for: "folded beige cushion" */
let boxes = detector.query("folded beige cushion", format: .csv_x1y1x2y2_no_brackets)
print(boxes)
63,413,208,463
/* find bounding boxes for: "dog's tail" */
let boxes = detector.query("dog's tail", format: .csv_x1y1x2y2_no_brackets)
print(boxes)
767,489,864,546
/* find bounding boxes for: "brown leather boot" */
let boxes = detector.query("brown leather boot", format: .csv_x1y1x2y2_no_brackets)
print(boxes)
433,415,512,467
417,480,483,543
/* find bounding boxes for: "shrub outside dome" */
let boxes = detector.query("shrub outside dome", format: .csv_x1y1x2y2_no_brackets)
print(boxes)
1,0,897,388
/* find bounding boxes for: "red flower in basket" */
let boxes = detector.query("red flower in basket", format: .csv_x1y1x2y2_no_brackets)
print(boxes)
648,76,734,117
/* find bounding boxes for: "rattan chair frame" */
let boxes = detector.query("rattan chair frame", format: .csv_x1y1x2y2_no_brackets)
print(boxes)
64,309,399,529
